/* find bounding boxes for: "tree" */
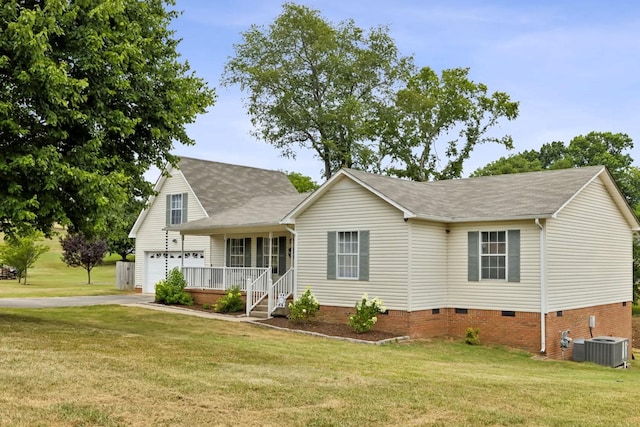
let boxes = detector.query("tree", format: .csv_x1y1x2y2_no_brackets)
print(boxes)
0,0,215,239
378,67,519,181
105,196,145,261
0,234,49,285
223,2,411,180
286,172,320,193
59,234,108,284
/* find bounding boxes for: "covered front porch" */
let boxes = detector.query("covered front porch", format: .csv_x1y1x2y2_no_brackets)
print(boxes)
182,265,294,318
165,192,306,318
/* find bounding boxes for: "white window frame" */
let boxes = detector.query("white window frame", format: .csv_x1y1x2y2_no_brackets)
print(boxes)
170,194,183,225
480,230,507,280
337,231,359,279
262,237,280,275
229,238,245,267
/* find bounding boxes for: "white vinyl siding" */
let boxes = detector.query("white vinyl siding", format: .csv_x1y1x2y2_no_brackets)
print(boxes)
546,177,632,310
447,221,540,312
408,221,448,310
133,170,210,292
295,177,409,310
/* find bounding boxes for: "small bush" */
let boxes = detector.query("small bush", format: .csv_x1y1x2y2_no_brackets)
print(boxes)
288,287,320,324
632,305,640,316
465,327,480,345
155,268,194,306
214,286,244,313
202,304,210,310
348,293,386,333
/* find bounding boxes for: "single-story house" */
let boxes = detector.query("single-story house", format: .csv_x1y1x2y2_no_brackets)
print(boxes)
134,159,639,359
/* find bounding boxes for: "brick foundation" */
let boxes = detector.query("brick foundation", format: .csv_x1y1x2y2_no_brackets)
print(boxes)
544,302,632,360
186,289,247,306
316,302,632,360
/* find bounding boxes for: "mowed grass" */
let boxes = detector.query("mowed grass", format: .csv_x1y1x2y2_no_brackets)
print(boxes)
0,232,133,297
0,306,638,427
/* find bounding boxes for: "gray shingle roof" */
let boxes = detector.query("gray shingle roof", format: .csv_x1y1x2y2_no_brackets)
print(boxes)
344,166,606,221
171,192,308,233
178,157,298,216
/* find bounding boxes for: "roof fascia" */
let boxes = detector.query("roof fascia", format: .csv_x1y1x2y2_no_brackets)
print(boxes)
281,169,416,223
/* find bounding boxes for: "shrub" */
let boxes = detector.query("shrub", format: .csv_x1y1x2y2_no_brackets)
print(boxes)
288,288,320,324
214,286,244,313
155,268,194,306
348,294,386,333
465,327,480,345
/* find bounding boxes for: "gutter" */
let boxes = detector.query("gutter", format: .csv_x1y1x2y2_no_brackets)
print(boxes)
535,218,547,353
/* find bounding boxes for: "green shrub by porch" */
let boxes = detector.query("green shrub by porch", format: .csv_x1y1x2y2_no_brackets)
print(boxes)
214,286,244,313
288,288,319,324
155,268,193,306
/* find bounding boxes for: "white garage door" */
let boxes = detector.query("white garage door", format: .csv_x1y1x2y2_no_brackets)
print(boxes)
144,251,205,293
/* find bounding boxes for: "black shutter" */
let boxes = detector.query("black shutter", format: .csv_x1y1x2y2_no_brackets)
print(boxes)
327,231,336,280
468,231,479,281
278,236,287,274
181,193,188,223
256,237,264,268
165,194,171,226
244,238,251,267
225,240,230,267
358,231,369,281
507,230,520,282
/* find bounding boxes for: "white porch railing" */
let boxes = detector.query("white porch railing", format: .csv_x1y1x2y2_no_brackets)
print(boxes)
269,268,294,315
182,267,268,291
246,269,270,316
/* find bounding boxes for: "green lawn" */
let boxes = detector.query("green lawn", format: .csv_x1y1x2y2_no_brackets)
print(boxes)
0,306,638,426
0,233,133,298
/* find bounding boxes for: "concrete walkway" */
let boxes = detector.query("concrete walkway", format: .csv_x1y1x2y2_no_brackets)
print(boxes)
0,294,258,323
0,294,155,308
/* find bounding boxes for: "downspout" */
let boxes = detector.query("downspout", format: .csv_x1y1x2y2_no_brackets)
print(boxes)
535,218,547,353
181,234,185,270
286,226,297,297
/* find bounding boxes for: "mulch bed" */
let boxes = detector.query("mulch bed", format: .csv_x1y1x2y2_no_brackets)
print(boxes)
162,303,403,342
257,316,403,342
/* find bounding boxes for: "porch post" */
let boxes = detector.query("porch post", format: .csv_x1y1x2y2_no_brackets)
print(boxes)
246,277,252,317
180,235,185,270
223,235,227,291
268,231,273,313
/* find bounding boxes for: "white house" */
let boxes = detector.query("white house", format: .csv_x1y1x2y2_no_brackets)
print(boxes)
140,159,639,359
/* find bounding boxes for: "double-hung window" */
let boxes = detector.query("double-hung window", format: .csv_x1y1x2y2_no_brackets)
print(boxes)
229,238,245,267
327,230,369,281
262,237,280,274
468,230,520,282
480,231,506,279
337,231,359,279
166,193,188,226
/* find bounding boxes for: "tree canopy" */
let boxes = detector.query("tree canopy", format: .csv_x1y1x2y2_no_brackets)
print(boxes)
0,233,49,285
0,0,215,238
378,67,519,181
59,233,108,284
286,171,320,193
223,2,412,180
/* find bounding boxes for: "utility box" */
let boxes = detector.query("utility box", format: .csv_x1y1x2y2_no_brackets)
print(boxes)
572,338,585,362
584,336,629,368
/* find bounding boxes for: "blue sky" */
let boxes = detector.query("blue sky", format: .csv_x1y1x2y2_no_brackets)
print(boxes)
166,0,640,183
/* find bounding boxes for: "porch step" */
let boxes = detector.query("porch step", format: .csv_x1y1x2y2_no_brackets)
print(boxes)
249,298,269,319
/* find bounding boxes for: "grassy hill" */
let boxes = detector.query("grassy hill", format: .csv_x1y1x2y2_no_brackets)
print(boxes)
0,230,134,297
